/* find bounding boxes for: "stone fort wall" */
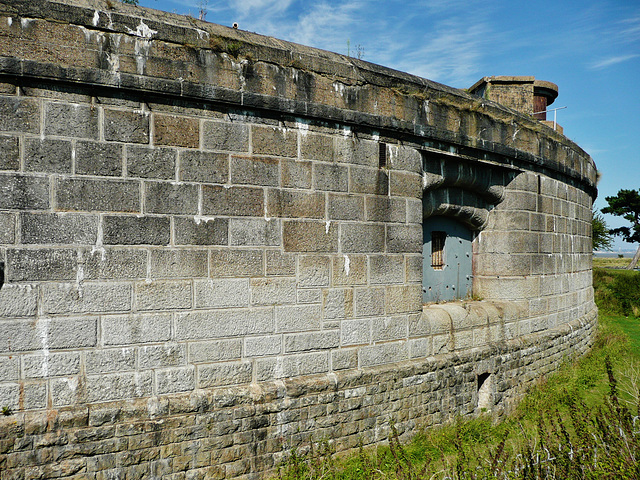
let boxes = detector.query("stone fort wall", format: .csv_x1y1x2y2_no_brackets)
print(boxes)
0,0,597,478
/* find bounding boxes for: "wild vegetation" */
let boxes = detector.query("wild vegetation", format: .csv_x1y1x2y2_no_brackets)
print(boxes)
277,264,640,479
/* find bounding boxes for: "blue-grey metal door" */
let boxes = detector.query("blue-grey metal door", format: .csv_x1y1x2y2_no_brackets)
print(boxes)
422,216,473,303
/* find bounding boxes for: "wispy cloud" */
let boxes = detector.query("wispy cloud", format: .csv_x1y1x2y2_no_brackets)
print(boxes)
590,54,639,70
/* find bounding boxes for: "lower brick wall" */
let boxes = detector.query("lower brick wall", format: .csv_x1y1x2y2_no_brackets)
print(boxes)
0,306,597,480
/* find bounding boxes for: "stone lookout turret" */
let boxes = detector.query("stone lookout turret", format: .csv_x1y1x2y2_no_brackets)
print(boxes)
469,76,561,132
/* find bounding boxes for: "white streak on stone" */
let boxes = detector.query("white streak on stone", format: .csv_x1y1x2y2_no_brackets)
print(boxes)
36,318,50,378
92,10,100,27
325,221,331,234
126,20,157,39
194,215,216,225
343,255,350,276
7,17,12,27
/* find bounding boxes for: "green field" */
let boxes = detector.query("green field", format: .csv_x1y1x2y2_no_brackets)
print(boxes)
277,264,640,480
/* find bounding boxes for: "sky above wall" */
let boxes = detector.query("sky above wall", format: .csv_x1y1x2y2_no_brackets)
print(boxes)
137,0,640,251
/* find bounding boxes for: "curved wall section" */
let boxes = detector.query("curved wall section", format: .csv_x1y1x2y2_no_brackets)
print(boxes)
0,1,596,478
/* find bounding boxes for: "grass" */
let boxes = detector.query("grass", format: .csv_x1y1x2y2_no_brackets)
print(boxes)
277,267,640,479
593,256,631,269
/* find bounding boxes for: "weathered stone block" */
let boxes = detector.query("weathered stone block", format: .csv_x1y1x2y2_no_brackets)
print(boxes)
85,347,136,374
323,288,354,319
275,305,322,332
179,151,228,183
283,220,338,252
75,141,123,177
144,181,199,215
139,344,187,368
369,255,404,284
188,339,243,363
385,285,422,314
0,356,19,381
332,348,358,370
174,216,228,246
83,248,147,279
244,335,281,357
157,366,196,394
341,319,371,346
279,352,329,377
126,145,176,180
0,383,20,410
267,189,325,219
250,277,296,305
386,224,422,253
313,163,348,192
194,278,249,308
135,280,192,311
298,255,330,287
0,317,97,352
42,282,132,314
20,212,98,245
45,102,98,139
366,196,406,223
355,287,385,317
154,114,199,148
266,250,296,276
281,159,312,189
55,177,140,213
389,171,422,198
7,248,76,281
350,166,388,195
389,145,422,173
359,341,408,367
102,215,170,245
203,120,249,152
405,255,422,283
229,218,281,246
150,249,208,278
0,284,38,317
252,125,297,157
372,316,408,342
332,254,366,286
300,132,334,162
328,193,364,221
23,352,81,378
210,249,263,277
340,224,385,253
85,371,153,403
102,313,172,346
335,136,377,167
175,308,274,340
198,361,252,387
0,173,49,210
24,138,72,173
104,109,149,143
0,135,19,170
231,155,279,186
284,331,340,353
202,185,263,216
0,96,39,133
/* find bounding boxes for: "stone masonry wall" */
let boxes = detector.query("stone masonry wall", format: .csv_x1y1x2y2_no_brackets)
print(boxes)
0,0,597,478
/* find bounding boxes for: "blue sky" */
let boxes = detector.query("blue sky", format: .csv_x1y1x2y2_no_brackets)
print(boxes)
137,0,639,251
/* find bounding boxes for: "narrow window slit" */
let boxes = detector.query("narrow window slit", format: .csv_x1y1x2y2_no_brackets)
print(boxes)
379,142,387,168
431,231,446,270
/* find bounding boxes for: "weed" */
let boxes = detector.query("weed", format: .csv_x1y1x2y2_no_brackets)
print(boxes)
2,405,12,416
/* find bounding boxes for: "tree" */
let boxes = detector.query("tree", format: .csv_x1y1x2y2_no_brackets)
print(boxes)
592,208,613,251
120,0,139,5
602,189,640,269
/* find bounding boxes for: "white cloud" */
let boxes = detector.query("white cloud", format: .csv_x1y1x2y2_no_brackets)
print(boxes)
590,54,639,70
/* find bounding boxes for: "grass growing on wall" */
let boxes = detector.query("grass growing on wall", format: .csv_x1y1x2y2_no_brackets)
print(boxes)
277,267,640,479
